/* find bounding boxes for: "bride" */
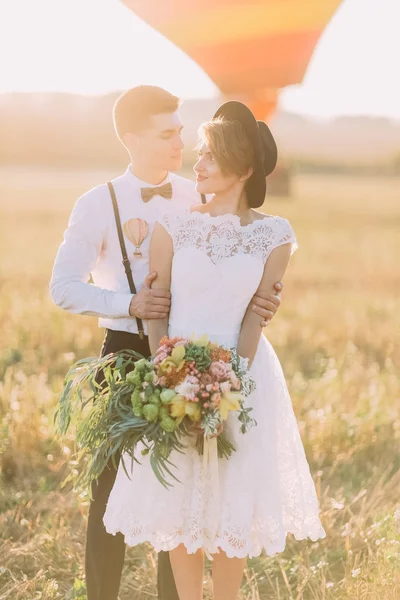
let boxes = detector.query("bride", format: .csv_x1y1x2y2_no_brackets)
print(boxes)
103,101,326,599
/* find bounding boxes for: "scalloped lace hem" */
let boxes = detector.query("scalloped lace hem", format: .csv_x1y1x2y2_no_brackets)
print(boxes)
103,521,326,559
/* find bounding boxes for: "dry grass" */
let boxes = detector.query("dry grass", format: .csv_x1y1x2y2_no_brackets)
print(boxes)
1,167,400,599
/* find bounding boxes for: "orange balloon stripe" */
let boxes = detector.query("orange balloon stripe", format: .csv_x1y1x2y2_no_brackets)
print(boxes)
122,0,342,96
125,0,340,38
216,66,299,94
124,0,267,23
161,4,341,47
188,30,321,89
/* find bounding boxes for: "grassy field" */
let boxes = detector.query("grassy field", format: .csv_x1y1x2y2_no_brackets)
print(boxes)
0,167,399,599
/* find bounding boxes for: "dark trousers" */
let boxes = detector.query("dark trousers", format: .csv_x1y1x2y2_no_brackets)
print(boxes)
85,329,179,600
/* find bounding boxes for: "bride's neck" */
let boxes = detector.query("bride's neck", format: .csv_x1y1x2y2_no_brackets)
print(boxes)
206,189,249,218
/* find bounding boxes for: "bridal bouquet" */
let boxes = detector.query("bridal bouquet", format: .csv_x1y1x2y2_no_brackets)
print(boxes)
55,334,256,491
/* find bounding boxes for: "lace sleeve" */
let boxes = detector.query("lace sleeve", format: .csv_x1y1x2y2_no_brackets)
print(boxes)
156,209,189,239
273,218,298,256
157,212,175,237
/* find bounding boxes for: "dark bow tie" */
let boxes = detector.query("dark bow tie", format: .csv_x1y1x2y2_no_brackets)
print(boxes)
141,182,173,202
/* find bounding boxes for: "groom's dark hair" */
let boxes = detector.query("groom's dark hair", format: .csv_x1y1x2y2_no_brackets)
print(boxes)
113,86,180,140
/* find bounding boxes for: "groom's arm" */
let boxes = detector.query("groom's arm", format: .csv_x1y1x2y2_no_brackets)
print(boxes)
49,188,134,318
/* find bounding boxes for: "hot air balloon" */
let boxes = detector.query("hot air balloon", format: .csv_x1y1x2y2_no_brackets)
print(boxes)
121,0,342,120
123,218,149,258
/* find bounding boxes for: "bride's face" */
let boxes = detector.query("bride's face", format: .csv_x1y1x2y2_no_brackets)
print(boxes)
193,143,242,195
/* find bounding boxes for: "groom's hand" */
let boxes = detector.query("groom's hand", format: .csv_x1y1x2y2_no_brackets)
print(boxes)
129,272,171,320
251,281,283,327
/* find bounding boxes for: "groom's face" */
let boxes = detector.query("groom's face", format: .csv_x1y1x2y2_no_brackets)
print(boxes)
130,111,184,172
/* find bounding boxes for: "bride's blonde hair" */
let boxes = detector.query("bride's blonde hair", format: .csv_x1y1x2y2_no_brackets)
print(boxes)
197,117,255,177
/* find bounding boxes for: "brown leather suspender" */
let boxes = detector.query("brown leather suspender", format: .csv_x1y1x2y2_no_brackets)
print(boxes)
107,181,145,339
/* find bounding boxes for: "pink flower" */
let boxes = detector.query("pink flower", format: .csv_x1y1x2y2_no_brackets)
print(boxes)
154,348,169,366
173,339,187,348
155,344,169,355
209,360,230,381
229,372,241,390
200,372,213,386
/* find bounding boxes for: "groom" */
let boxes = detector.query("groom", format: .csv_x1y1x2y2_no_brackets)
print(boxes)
50,85,284,600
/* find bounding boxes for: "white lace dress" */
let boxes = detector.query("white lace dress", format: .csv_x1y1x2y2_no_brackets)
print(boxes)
103,210,326,558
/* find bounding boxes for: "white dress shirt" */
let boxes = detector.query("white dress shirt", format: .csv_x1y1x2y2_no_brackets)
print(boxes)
50,166,202,335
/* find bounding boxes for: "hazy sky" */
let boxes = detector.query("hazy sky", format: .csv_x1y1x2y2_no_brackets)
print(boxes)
1,0,399,119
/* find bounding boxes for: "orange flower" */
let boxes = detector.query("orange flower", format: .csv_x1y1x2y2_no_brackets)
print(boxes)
210,347,231,363
159,336,187,350
164,367,188,388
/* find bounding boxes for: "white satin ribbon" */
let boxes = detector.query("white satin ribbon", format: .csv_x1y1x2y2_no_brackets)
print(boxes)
202,435,220,560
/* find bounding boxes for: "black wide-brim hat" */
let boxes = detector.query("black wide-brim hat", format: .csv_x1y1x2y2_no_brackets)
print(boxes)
213,101,278,208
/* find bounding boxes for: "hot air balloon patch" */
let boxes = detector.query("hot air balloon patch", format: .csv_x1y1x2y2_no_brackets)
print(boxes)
123,218,149,258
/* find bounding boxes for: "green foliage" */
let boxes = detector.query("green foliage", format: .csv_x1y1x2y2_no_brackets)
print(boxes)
67,578,87,600
184,344,212,372
54,349,187,491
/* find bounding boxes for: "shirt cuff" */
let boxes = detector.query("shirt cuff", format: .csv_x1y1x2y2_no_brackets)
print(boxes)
110,292,134,318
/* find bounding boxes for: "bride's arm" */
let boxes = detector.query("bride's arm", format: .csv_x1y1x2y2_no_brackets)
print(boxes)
148,222,174,355
237,243,293,367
